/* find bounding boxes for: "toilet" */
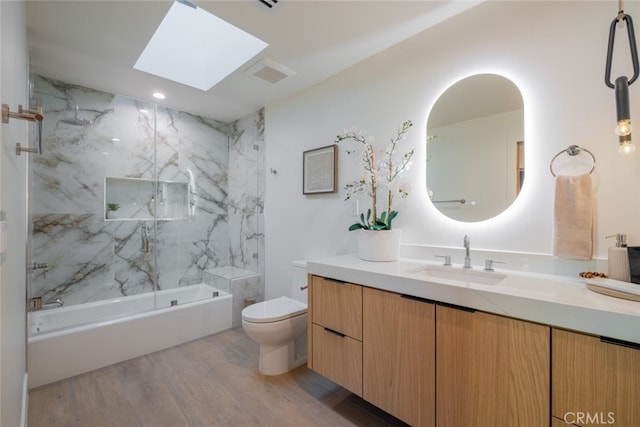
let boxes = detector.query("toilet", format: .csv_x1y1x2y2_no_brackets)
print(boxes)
241,261,308,375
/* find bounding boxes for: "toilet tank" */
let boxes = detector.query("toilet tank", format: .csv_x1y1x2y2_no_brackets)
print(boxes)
291,260,308,303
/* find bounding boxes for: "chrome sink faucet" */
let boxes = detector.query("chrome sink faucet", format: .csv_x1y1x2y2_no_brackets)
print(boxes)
463,235,472,269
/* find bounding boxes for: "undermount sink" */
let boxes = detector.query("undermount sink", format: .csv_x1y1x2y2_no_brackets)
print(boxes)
407,266,507,286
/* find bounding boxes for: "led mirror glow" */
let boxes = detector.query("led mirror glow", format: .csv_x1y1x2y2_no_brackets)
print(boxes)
134,0,268,91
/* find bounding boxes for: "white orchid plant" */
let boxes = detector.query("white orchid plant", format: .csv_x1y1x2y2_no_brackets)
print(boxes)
335,120,414,231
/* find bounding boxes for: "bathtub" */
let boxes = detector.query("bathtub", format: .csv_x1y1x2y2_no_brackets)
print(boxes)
28,284,232,389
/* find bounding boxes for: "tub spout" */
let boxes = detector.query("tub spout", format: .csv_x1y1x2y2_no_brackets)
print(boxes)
42,298,64,310
31,296,64,311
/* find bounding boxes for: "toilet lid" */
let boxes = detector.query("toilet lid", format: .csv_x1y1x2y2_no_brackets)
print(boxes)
242,296,307,323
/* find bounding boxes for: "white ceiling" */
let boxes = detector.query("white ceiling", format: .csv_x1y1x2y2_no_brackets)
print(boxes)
26,0,482,122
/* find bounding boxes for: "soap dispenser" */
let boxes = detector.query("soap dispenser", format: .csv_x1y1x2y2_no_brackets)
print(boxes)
606,233,630,282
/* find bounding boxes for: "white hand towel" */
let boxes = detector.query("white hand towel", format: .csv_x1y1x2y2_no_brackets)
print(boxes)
553,173,593,260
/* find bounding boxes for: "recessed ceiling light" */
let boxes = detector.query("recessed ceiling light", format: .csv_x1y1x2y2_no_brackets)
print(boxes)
134,0,268,91
153,92,166,100
111,137,120,142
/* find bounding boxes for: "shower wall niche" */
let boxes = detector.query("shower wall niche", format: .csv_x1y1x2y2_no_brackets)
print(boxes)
29,75,264,307
104,177,189,220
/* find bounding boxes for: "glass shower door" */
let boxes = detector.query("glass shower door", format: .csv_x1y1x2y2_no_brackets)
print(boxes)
28,76,159,332
151,104,232,307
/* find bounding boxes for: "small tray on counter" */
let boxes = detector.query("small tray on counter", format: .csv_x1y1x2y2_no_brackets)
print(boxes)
586,277,640,302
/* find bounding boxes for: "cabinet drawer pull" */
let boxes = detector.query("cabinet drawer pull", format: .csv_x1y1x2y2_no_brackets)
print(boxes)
600,336,640,351
401,294,436,304
323,327,346,338
437,301,476,313
323,277,347,285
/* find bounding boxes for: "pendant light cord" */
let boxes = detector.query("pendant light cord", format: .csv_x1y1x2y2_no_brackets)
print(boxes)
605,1,640,88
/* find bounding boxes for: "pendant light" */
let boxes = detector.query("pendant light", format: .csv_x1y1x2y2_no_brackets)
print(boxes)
605,1,639,154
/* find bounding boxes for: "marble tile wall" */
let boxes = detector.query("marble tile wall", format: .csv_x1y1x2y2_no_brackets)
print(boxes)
203,267,261,327
228,110,265,293
30,75,264,307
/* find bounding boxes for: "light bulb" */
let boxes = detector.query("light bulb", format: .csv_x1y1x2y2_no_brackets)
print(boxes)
616,119,632,136
619,141,636,154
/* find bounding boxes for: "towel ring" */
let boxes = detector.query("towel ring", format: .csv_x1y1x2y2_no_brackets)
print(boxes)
549,145,596,177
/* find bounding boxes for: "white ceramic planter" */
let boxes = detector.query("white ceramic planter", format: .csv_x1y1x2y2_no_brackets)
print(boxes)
357,229,402,262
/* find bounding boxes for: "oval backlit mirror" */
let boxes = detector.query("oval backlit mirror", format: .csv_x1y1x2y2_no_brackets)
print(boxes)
427,74,524,222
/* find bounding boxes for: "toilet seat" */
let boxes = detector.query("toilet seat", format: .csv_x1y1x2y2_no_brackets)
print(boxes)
242,296,307,323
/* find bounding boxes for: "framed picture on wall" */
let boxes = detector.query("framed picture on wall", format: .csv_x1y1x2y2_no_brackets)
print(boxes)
302,145,337,194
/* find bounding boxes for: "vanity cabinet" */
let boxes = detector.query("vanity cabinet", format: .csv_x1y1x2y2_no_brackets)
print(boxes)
435,305,550,427
308,275,363,396
552,328,640,426
363,288,435,427
308,274,550,426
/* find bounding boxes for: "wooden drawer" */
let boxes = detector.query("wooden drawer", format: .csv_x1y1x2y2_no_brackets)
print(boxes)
312,323,362,396
552,328,640,426
311,275,362,340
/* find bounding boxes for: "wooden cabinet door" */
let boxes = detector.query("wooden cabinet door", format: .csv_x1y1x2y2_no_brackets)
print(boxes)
552,328,640,426
311,275,362,340
363,288,435,427
436,305,550,427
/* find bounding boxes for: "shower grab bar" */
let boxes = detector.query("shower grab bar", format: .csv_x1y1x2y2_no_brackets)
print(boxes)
2,103,44,156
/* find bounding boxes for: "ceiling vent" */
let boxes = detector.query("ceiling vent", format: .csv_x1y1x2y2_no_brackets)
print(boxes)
245,58,295,84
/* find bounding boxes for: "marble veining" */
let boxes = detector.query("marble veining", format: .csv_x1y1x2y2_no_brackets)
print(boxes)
30,75,265,307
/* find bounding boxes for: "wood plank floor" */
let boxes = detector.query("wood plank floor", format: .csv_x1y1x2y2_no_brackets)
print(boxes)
28,327,409,427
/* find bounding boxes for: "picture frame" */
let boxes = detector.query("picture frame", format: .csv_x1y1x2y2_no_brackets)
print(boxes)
303,145,337,194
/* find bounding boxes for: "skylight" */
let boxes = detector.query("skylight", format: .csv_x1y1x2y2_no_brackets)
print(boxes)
134,0,268,91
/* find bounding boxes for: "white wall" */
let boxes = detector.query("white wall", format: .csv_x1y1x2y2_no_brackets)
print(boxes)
0,1,29,425
265,1,640,298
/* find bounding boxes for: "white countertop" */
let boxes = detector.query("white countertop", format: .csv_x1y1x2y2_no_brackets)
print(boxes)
306,254,640,344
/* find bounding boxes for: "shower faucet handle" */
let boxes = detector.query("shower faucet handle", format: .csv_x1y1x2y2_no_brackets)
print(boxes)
31,262,49,279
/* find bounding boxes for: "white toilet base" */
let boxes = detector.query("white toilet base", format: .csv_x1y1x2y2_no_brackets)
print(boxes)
258,341,306,376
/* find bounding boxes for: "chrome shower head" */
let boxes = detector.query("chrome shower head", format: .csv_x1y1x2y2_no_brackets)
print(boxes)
60,105,92,126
